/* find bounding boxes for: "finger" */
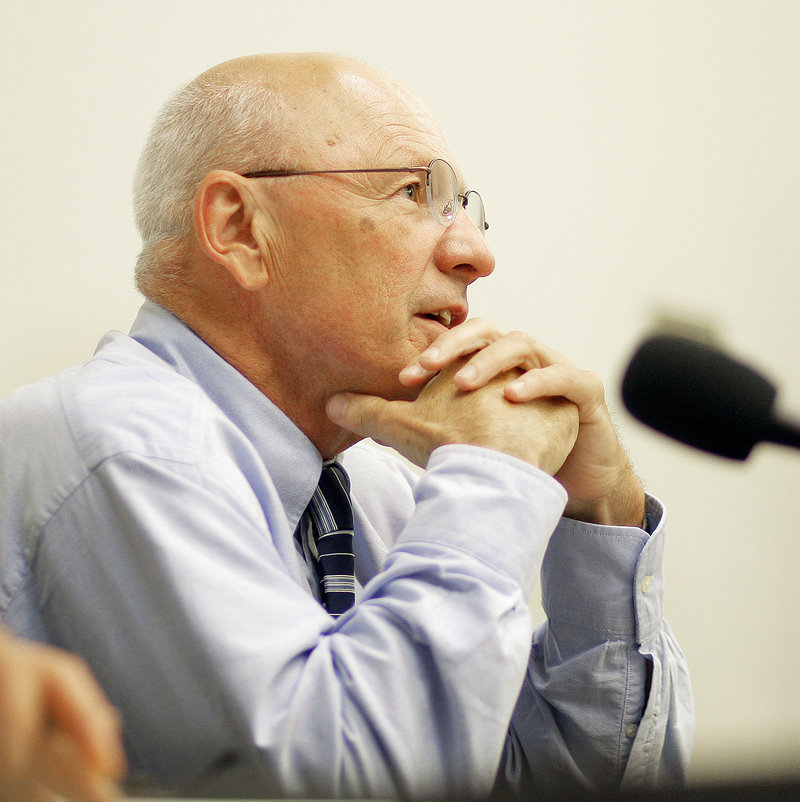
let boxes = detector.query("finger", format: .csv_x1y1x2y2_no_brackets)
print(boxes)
397,362,437,387
43,655,126,781
452,331,571,391
0,639,45,782
327,392,431,468
0,634,125,800
0,686,40,785
0,778,56,802
326,392,395,440
399,318,503,387
37,727,122,802
504,364,605,414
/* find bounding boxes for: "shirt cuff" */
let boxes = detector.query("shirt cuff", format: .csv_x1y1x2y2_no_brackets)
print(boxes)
399,444,568,598
541,493,666,644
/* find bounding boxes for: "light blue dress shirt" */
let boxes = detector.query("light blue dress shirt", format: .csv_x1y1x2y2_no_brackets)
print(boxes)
0,301,693,798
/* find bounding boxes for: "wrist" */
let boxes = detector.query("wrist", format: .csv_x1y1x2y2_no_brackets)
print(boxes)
564,472,646,527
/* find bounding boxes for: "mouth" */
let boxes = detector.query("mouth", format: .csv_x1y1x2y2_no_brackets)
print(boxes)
416,306,466,330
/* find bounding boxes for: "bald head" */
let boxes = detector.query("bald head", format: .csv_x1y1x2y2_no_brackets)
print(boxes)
133,53,441,297
199,53,438,162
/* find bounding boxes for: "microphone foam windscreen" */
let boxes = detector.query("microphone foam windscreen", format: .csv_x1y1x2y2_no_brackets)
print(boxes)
621,334,777,460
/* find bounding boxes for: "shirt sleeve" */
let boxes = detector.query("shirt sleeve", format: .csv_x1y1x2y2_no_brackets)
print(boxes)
36,443,568,800
496,494,694,796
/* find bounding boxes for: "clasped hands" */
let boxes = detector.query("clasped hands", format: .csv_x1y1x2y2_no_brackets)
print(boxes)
327,319,645,527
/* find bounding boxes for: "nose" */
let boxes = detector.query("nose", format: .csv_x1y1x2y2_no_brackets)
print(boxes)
432,208,496,284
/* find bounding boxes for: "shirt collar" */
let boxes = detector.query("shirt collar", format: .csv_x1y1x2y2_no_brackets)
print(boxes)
128,300,323,530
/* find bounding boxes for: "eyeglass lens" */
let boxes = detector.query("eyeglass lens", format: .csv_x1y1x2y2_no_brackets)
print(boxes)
428,159,486,234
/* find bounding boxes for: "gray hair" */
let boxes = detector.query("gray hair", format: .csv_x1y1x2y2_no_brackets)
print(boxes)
133,76,288,293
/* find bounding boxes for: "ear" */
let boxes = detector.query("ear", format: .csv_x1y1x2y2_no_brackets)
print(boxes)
193,170,269,290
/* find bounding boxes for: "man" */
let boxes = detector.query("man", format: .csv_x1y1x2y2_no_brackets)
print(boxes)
0,628,125,801
0,53,692,798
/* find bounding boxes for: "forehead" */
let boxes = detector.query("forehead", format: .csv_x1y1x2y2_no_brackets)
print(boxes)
293,68,457,171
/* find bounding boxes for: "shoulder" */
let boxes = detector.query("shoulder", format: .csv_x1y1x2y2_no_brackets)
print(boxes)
63,332,214,468
1,331,222,475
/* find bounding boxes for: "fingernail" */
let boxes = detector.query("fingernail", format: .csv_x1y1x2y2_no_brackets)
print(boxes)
327,395,349,421
420,346,440,364
399,364,427,381
457,364,478,383
506,379,525,398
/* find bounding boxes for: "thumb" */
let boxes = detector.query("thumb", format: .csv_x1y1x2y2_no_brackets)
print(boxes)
327,392,432,468
326,392,393,440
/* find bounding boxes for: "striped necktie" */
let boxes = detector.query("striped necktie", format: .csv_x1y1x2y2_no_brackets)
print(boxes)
305,461,356,617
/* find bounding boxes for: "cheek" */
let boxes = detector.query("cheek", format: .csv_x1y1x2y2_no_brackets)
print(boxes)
353,219,428,297
336,228,415,315
287,206,431,340
358,215,378,233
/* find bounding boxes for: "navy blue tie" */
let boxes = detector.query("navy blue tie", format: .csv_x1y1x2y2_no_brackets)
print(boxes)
306,462,356,617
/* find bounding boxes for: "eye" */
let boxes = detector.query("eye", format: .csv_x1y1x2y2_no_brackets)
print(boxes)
398,181,422,202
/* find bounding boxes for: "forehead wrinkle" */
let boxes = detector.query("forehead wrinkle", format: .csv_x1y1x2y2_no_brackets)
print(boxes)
319,74,446,157
259,57,467,189
355,106,468,190
372,131,469,195
364,115,451,166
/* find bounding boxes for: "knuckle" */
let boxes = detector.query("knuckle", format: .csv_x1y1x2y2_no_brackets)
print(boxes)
507,329,533,345
466,316,492,329
534,362,568,390
353,397,382,429
579,368,605,395
506,330,544,365
467,317,504,340
373,400,399,429
551,398,580,437
56,650,93,680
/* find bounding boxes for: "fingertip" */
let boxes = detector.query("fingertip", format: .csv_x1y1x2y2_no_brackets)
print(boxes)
104,709,128,780
326,394,350,423
82,706,126,780
398,364,429,386
504,379,527,401
454,363,479,389
417,346,441,369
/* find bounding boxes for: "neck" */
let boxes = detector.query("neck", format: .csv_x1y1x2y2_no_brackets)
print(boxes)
154,295,360,459
226,355,362,459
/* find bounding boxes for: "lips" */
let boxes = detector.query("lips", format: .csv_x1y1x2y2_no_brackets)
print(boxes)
416,305,466,330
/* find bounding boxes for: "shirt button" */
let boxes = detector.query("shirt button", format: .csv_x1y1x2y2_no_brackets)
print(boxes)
641,575,654,593
625,723,639,739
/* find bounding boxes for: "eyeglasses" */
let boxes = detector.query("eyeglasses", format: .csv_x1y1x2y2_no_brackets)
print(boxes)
241,158,487,234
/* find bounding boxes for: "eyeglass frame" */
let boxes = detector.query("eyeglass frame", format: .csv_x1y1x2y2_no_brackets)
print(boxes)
239,158,488,233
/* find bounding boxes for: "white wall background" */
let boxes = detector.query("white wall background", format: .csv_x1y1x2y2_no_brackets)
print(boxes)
2,0,799,786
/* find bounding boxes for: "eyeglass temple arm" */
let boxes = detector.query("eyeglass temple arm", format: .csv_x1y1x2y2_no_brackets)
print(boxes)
241,167,428,179
242,167,487,230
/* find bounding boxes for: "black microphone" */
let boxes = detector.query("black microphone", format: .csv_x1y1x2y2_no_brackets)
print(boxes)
621,333,800,460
